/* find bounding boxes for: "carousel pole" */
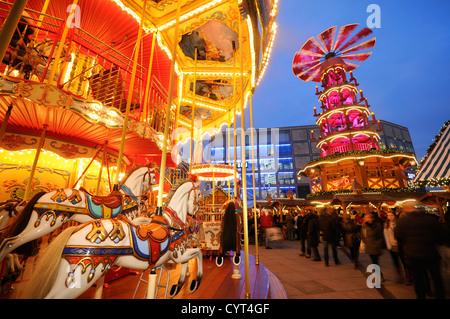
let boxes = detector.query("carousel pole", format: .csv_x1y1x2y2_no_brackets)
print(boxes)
96,1,147,299
212,171,215,211
0,0,29,64
46,0,79,85
148,3,179,299
147,269,158,299
232,41,238,196
113,0,147,189
30,0,51,45
142,31,157,122
0,105,13,148
227,111,231,199
189,46,198,173
95,142,108,195
155,0,180,215
238,13,251,300
249,92,259,265
23,124,47,201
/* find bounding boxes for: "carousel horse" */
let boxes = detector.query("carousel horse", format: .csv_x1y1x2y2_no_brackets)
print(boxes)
215,199,244,267
16,176,203,299
0,164,156,264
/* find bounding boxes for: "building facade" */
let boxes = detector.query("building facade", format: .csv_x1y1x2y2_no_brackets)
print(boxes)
202,120,416,200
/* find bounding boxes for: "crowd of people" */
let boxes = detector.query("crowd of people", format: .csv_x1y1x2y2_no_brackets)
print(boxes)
248,201,449,299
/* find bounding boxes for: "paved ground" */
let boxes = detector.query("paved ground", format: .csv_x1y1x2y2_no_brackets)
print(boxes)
248,239,450,299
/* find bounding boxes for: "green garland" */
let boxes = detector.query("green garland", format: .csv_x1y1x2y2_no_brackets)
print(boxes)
409,177,450,188
306,187,422,199
306,149,411,165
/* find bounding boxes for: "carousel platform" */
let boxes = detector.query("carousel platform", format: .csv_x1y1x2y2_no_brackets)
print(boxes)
78,253,287,299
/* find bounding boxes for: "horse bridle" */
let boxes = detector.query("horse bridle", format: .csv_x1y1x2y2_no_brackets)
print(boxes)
142,166,156,193
186,182,200,218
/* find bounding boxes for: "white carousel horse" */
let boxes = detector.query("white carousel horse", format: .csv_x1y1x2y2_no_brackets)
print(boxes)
16,176,203,299
0,164,156,264
215,199,244,267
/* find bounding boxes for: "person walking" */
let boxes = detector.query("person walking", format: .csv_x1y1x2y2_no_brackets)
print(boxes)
260,208,275,249
294,212,301,240
383,212,410,284
299,210,310,256
361,212,384,280
307,211,321,261
341,213,361,268
395,201,448,299
319,209,339,266
285,212,295,241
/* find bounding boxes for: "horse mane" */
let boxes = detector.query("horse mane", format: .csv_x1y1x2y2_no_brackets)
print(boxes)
119,164,147,187
162,177,194,210
0,192,46,257
16,226,77,299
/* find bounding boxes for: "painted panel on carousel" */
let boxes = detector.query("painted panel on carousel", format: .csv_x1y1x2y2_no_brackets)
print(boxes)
179,20,238,62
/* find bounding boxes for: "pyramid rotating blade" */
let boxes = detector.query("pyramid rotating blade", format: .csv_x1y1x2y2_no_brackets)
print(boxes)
341,38,376,55
342,60,360,71
292,56,321,71
338,27,374,52
298,62,322,82
317,25,337,53
340,52,373,62
333,23,359,51
304,67,322,82
301,36,327,56
292,58,321,77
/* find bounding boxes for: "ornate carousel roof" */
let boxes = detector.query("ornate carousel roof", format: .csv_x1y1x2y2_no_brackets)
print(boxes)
116,0,279,137
0,0,279,165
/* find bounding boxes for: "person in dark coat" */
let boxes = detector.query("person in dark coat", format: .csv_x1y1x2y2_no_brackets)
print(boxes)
341,213,361,268
299,211,311,256
361,212,384,280
307,211,321,261
285,212,295,240
319,209,339,266
395,203,448,299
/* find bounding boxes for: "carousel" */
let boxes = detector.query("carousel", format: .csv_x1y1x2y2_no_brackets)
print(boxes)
0,0,280,299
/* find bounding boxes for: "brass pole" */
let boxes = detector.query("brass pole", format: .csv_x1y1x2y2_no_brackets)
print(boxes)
189,46,198,172
212,171,215,211
249,93,259,264
238,13,251,300
47,0,79,85
227,110,231,199
0,0,29,64
31,0,51,42
23,124,47,201
232,42,237,196
142,31,157,122
156,0,181,212
96,142,108,195
113,0,147,187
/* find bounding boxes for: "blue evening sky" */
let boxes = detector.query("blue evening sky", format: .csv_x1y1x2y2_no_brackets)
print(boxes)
250,0,450,161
